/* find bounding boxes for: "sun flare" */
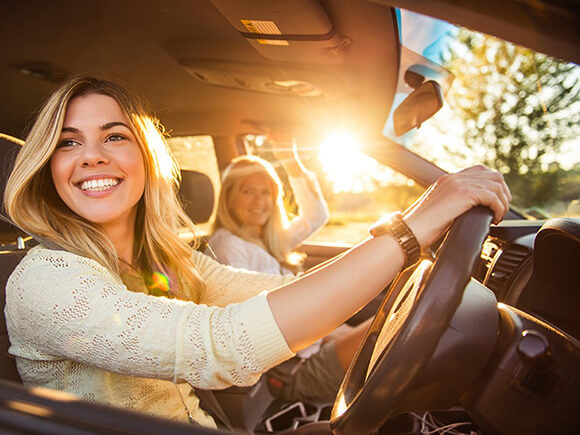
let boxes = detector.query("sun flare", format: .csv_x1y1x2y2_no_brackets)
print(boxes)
318,132,383,193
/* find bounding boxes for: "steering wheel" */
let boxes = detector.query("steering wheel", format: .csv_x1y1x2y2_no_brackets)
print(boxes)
329,206,494,434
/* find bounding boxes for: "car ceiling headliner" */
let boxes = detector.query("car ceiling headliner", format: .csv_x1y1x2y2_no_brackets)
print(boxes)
0,0,399,143
1,0,578,143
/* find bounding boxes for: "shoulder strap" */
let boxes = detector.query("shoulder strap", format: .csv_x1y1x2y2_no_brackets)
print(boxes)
196,389,235,431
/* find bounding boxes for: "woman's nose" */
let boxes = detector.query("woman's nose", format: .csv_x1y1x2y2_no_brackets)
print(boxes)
252,193,266,205
80,141,109,167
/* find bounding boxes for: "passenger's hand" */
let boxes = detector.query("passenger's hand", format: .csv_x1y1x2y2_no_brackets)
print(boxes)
270,134,296,161
270,134,305,177
403,165,511,249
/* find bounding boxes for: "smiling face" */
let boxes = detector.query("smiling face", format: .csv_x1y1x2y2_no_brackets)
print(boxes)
50,93,146,237
229,171,275,235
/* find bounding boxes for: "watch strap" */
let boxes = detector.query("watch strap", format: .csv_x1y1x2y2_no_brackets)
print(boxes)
369,212,421,268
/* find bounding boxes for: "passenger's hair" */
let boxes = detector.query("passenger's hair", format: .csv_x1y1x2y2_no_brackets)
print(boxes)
213,155,300,267
4,76,205,300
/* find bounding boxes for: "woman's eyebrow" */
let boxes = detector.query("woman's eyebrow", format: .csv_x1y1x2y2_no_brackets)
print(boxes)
100,121,131,131
60,122,131,133
61,126,79,133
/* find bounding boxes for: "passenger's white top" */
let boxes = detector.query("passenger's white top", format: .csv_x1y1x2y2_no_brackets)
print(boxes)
5,245,296,427
207,174,329,275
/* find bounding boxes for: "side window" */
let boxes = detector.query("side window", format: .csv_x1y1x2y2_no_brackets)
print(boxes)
244,135,424,244
167,135,221,235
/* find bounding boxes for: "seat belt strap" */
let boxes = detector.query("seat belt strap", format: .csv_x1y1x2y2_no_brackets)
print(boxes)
196,389,235,431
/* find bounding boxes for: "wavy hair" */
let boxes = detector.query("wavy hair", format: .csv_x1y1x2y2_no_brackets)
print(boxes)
4,76,205,301
213,155,302,268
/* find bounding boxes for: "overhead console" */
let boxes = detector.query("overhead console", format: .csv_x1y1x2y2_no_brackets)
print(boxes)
177,59,344,97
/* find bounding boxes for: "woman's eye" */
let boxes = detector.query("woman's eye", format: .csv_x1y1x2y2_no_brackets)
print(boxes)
56,139,80,149
106,133,126,142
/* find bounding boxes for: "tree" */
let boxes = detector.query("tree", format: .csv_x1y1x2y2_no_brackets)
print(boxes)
442,29,580,209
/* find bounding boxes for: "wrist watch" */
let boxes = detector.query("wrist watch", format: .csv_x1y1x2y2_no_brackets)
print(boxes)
369,212,421,269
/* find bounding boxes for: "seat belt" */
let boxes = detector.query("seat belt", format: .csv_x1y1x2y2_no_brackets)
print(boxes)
196,389,235,432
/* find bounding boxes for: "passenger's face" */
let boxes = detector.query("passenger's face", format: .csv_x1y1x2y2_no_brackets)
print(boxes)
230,172,275,231
50,93,146,235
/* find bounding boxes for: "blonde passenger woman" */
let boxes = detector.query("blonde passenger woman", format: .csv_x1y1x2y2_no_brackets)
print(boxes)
208,150,343,403
4,76,511,428
208,147,328,275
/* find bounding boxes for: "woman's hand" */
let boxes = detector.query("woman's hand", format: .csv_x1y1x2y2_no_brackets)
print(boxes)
403,165,512,250
270,135,305,177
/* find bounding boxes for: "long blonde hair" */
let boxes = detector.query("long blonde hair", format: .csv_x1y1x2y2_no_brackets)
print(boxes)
4,76,206,301
213,155,301,268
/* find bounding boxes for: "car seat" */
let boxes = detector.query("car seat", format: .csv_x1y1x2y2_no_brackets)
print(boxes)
516,218,580,340
0,133,27,383
0,134,26,244
178,170,215,225
0,250,26,383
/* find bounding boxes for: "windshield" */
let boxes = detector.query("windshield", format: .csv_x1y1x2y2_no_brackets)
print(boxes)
244,8,579,245
406,22,580,219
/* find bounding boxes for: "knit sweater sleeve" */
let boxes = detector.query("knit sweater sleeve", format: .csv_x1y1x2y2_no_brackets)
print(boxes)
5,246,294,390
193,250,296,306
284,173,329,249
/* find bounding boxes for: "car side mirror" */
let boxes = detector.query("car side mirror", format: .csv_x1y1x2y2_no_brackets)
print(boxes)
393,80,444,136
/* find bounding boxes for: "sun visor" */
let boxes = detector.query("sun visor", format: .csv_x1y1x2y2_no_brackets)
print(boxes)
209,0,349,64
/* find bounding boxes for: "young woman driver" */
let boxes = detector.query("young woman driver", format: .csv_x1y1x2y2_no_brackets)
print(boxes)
4,76,511,428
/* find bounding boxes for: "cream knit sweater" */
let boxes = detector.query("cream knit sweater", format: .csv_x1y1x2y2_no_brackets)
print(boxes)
5,245,296,427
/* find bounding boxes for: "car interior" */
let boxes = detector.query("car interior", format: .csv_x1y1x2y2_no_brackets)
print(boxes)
1,1,579,434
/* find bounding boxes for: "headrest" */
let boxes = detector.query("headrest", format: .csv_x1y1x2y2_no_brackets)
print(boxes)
178,170,215,224
0,134,24,241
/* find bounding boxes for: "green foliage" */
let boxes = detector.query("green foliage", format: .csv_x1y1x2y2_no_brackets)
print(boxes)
445,29,580,209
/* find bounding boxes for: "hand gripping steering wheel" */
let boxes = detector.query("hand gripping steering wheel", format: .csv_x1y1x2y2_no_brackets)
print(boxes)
330,206,494,434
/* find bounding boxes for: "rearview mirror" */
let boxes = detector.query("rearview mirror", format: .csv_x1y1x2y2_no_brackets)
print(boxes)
393,80,444,136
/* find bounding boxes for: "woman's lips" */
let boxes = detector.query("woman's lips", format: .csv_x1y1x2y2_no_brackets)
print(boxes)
78,177,122,191
75,177,123,196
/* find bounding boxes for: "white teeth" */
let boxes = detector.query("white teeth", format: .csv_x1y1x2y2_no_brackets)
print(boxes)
79,178,120,191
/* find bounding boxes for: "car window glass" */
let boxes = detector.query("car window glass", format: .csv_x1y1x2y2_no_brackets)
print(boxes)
407,25,580,219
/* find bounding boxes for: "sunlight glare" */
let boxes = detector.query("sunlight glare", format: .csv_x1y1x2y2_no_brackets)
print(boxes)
318,132,380,193
333,393,348,417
